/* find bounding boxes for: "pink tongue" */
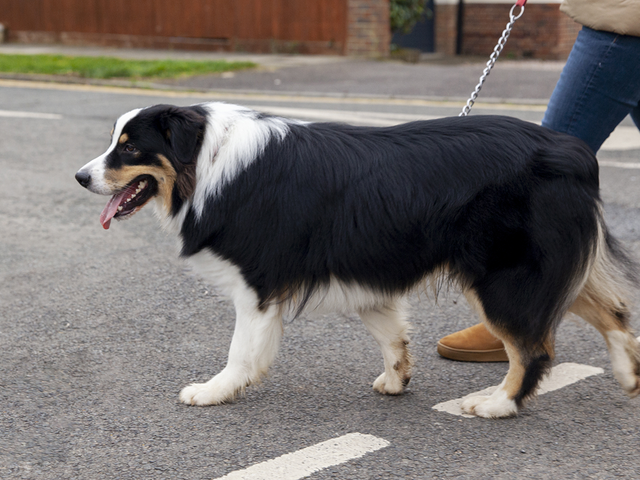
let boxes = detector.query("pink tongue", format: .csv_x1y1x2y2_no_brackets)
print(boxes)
100,190,129,230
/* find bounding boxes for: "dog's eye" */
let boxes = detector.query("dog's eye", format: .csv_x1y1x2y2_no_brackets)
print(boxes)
124,144,137,153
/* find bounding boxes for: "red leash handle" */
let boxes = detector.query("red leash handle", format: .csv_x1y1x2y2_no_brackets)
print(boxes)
516,0,527,6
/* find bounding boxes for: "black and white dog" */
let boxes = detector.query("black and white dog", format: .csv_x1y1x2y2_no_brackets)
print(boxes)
76,103,640,418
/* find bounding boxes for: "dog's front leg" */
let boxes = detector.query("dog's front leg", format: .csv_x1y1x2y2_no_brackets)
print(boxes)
179,299,283,406
359,301,413,395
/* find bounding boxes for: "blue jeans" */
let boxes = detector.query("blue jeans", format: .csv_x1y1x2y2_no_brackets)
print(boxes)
541,27,640,153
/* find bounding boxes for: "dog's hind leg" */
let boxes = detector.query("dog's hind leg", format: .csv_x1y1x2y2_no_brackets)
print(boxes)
461,334,554,418
571,296,640,396
461,291,555,418
568,231,640,397
179,295,283,406
359,300,413,395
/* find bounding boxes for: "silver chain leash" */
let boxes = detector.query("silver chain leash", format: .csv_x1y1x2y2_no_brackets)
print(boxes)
459,3,526,117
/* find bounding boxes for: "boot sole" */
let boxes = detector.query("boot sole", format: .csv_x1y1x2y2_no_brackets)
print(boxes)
437,342,509,362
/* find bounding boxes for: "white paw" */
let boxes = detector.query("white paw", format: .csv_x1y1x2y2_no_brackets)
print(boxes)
613,363,640,398
372,372,404,395
179,382,227,406
461,391,518,418
630,381,640,398
622,376,640,398
179,371,245,406
607,331,640,397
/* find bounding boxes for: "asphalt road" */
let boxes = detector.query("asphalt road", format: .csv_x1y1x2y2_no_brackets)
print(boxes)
2,79,640,479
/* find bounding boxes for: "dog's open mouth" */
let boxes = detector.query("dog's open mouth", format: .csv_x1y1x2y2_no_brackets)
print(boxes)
100,176,158,229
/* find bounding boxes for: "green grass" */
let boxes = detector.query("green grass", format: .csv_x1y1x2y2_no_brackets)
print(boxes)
0,54,256,79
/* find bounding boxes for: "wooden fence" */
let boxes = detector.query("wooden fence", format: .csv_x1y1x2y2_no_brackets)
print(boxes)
0,0,349,54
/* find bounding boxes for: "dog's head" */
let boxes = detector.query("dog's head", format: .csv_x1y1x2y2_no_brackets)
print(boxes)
75,104,207,229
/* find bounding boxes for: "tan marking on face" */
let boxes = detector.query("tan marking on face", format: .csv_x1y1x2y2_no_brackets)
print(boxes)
119,133,129,144
104,156,177,214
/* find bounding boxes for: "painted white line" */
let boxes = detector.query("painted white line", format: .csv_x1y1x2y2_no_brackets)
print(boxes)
529,120,638,152
0,78,636,149
599,161,640,169
433,362,604,418
0,109,62,120
212,433,389,480
253,106,639,151
601,126,640,151
247,105,440,126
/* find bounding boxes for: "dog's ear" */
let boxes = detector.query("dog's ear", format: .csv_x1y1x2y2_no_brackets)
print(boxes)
159,107,207,165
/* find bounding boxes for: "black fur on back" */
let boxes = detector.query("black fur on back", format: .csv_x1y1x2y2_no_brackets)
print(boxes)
180,115,600,336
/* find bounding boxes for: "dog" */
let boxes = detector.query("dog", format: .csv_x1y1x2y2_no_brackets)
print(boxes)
75,102,640,418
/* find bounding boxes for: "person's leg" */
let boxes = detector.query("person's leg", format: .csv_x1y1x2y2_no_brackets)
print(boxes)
542,27,640,152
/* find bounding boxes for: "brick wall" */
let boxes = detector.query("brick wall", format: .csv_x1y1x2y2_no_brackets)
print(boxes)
435,3,459,56
462,3,580,59
345,0,391,56
434,0,581,60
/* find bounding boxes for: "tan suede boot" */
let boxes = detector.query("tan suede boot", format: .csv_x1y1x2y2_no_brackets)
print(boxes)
437,323,508,362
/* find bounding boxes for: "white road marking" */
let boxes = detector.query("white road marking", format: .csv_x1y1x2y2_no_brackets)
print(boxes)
212,433,389,480
601,126,640,152
0,79,636,149
433,362,604,418
249,105,639,151
247,105,440,126
0,109,63,120
599,161,640,169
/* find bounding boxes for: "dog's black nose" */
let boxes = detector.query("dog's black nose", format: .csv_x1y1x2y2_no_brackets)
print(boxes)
75,170,91,188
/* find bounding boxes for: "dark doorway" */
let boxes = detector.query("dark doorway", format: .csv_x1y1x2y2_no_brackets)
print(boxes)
390,0,435,53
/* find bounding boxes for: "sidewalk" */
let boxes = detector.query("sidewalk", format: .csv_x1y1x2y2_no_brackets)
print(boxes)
0,43,565,105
